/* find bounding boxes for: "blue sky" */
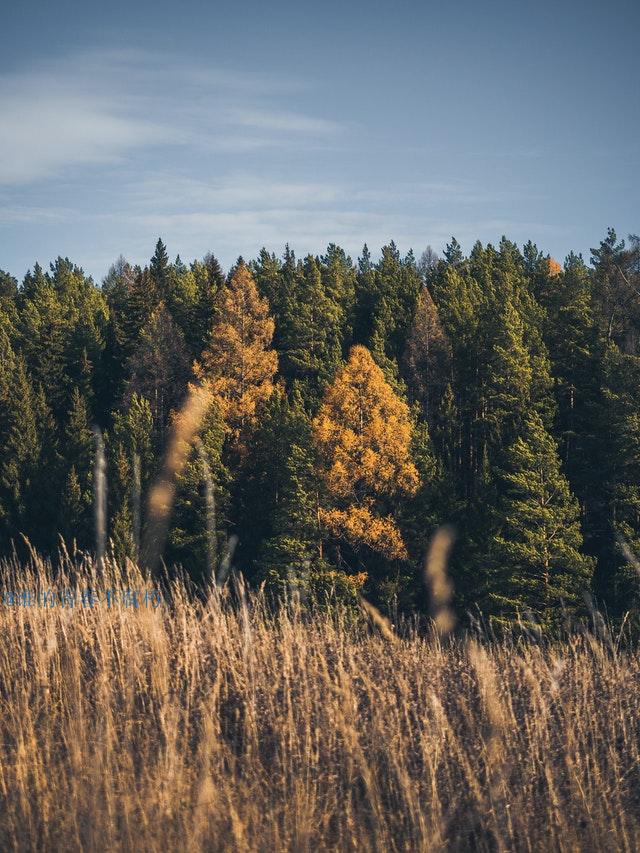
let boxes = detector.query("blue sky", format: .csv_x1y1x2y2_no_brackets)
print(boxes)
1,0,638,282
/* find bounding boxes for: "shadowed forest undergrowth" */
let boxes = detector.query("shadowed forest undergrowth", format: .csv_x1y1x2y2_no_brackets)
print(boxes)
1,555,638,852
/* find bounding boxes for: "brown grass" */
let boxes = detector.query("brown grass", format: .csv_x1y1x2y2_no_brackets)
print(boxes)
0,554,639,852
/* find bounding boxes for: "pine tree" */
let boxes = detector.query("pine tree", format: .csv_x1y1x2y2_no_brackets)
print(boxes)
237,387,317,576
251,248,283,316
16,273,68,420
278,254,343,393
590,228,640,352
402,286,452,422
167,398,229,585
126,303,190,444
108,393,155,560
0,270,18,331
0,356,42,549
189,253,225,357
150,238,170,297
485,300,533,446
368,243,423,375
60,387,94,546
487,411,594,626
321,243,356,349
443,237,464,266
597,345,640,609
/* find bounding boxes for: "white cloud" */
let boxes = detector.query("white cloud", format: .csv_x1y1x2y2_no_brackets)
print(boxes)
0,92,170,184
0,204,73,225
0,49,346,186
222,106,345,135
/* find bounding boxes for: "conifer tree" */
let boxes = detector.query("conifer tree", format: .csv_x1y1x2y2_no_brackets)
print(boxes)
162,259,198,340
150,238,170,296
367,243,423,375
0,356,42,549
17,273,68,420
108,393,155,560
60,387,94,546
485,300,533,446
167,398,229,584
255,386,366,604
189,253,225,356
251,248,283,316
443,237,464,266
196,262,277,448
590,228,640,351
126,303,190,444
402,286,452,422
278,254,343,393
238,387,319,578
0,270,18,330
321,243,356,348
313,345,419,567
487,411,594,625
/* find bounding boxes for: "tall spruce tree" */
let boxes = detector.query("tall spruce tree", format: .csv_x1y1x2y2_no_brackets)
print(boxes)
487,411,594,626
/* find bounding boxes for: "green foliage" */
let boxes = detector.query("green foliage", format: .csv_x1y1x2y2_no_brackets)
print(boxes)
3,228,640,627
166,400,230,585
487,411,594,626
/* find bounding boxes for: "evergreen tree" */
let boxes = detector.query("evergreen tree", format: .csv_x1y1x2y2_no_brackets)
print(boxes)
443,237,464,266
167,398,229,585
150,238,170,296
108,393,155,561
126,303,190,444
278,254,343,394
487,411,594,626
590,228,640,351
0,356,42,549
60,388,94,546
485,300,533,446
402,286,452,423
189,253,225,357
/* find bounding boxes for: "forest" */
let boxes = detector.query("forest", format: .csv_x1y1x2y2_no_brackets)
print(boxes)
1,229,639,630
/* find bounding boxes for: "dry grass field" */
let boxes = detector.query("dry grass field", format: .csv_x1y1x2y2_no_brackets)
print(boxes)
0,553,639,852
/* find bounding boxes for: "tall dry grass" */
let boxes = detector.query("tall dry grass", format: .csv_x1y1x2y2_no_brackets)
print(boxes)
0,553,639,852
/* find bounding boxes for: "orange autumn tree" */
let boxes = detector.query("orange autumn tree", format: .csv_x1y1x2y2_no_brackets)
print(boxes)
547,258,563,277
312,344,419,562
195,262,278,446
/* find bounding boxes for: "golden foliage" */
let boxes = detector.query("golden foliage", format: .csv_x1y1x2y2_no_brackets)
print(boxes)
320,504,409,560
313,345,418,559
547,258,563,277
195,263,277,443
313,345,418,498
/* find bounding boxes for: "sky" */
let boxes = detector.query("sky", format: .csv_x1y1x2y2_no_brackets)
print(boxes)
0,0,638,283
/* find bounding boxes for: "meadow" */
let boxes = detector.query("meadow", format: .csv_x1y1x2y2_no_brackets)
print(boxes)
1,552,638,852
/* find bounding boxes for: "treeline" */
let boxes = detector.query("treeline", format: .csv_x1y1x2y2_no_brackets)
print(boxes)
0,230,639,627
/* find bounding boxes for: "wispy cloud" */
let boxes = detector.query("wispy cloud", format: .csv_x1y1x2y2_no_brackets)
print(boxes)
0,46,558,280
222,106,346,135
0,204,73,225
0,49,346,186
87,171,552,269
